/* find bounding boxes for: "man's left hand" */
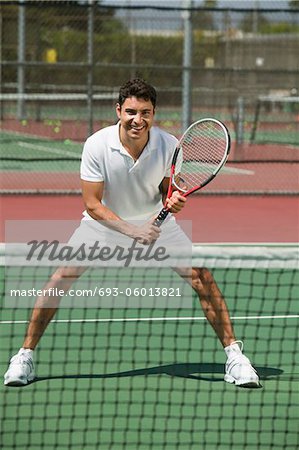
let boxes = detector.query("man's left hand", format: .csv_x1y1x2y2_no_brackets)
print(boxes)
165,191,187,214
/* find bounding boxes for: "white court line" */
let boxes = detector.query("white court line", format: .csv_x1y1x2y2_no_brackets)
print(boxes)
191,162,255,176
1,315,298,325
17,141,80,158
221,166,255,175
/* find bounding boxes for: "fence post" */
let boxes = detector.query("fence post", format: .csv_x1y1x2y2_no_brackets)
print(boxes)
87,0,95,137
182,0,193,133
0,11,3,120
17,0,26,121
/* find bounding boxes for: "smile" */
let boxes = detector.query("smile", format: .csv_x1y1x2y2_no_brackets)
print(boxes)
130,125,145,131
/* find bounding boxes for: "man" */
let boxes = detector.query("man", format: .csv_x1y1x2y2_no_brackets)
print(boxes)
4,78,260,388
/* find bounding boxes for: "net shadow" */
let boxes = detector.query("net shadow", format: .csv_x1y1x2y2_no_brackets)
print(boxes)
19,363,285,387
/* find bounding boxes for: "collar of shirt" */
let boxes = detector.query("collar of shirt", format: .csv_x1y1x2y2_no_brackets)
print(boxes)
107,122,159,162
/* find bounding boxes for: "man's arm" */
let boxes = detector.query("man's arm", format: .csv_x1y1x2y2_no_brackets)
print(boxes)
81,180,160,244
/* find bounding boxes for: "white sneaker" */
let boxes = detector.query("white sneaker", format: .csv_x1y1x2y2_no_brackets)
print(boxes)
224,341,261,388
4,349,35,386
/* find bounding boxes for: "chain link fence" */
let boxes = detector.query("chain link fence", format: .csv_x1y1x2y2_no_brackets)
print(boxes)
0,0,298,194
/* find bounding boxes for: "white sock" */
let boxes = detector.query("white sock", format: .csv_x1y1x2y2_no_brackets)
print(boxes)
20,348,34,357
224,341,243,358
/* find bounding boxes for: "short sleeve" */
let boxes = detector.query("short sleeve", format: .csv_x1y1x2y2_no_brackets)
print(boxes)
80,137,104,182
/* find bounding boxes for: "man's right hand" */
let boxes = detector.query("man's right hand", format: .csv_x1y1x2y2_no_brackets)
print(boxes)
129,222,161,245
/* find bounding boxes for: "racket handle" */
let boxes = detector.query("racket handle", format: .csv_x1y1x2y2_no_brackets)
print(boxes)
153,208,169,227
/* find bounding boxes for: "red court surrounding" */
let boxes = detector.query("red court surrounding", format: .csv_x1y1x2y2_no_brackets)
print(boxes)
1,195,298,243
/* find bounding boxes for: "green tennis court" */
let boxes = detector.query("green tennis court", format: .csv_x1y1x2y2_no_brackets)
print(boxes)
1,246,298,450
0,131,82,172
1,129,298,195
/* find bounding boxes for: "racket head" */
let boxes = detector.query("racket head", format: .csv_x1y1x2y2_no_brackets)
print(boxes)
171,118,230,194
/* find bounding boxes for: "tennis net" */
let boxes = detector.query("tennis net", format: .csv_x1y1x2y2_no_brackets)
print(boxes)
1,244,298,450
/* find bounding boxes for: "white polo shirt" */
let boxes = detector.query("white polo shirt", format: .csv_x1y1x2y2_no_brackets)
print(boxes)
80,123,178,221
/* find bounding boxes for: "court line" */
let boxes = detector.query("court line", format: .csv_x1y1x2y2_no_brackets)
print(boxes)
187,161,254,176
221,166,255,175
1,315,298,325
17,141,80,158
16,142,253,175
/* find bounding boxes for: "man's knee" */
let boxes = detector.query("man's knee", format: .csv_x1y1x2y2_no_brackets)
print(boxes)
193,267,214,282
50,267,84,283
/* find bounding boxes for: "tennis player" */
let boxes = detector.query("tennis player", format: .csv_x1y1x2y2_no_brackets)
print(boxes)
4,78,260,388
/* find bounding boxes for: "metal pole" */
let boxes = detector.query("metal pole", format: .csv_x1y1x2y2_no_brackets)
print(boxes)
182,0,193,132
0,10,3,120
126,0,136,78
87,0,94,136
17,0,26,120
253,0,259,34
236,96,244,146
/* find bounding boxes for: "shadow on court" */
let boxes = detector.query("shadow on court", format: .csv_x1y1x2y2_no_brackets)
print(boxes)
20,363,285,387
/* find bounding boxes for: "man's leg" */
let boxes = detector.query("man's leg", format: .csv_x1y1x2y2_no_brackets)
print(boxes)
191,267,236,347
4,266,85,386
176,266,261,388
22,266,86,349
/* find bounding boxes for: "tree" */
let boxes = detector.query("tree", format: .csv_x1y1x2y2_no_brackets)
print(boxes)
289,0,299,8
240,11,269,33
192,0,218,31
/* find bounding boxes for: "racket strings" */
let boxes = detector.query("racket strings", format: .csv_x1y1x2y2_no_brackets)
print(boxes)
180,121,228,189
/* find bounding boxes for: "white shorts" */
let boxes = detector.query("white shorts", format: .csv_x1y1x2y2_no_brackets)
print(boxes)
67,213,193,268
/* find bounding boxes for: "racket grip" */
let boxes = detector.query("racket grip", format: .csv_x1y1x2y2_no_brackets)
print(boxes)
153,208,169,227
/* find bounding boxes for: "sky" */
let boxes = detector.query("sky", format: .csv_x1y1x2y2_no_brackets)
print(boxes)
97,0,298,32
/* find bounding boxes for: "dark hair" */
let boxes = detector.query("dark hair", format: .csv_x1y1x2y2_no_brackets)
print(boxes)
118,78,157,108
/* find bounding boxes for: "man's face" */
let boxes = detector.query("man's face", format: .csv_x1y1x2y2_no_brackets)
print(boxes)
116,96,155,141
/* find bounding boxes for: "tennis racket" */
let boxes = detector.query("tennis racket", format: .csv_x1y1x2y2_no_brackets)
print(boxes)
154,117,230,227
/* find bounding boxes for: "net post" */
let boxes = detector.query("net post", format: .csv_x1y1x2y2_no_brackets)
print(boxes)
250,97,261,143
235,96,245,160
236,96,244,145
